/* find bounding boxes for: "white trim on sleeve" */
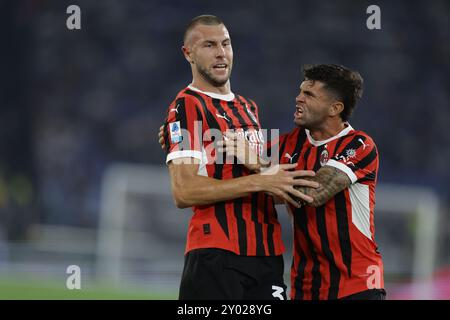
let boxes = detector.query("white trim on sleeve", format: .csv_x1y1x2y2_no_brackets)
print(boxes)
325,159,358,184
166,150,203,164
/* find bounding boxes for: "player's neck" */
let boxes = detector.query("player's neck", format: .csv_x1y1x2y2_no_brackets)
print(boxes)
191,78,231,95
309,121,346,141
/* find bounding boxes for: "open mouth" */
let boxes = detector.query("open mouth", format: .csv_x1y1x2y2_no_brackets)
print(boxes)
294,106,304,118
213,63,228,70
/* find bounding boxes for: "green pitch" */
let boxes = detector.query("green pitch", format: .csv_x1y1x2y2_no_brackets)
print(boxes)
0,277,177,300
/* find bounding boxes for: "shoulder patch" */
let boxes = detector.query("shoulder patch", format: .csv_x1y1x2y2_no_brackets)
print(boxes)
169,121,183,144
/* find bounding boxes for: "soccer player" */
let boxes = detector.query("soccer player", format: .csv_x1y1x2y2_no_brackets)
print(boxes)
162,15,318,300
222,64,386,300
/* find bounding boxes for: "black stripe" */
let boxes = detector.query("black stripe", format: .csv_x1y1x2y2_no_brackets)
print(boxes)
215,98,248,254
227,100,249,129
236,96,259,128
358,170,377,183
295,206,321,299
353,147,378,171
185,90,218,129
293,244,307,300
336,134,366,158
175,97,187,125
163,119,171,155
302,146,312,168
335,191,353,278
251,193,265,255
193,106,204,152
278,133,289,162
231,162,247,255
311,144,341,298
184,90,230,239
264,194,275,255
313,145,324,171
307,145,325,298
332,136,347,155
210,98,231,124
316,205,341,299
248,99,258,119
290,130,307,164
209,99,229,166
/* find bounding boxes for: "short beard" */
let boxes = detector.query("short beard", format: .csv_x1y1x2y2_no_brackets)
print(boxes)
197,65,230,87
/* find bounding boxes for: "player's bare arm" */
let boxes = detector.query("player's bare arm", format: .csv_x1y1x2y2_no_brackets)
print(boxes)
295,165,351,207
168,159,318,208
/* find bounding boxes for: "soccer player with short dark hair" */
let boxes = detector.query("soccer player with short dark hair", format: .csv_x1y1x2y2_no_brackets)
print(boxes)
228,64,386,299
284,64,385,300
162,15,318,300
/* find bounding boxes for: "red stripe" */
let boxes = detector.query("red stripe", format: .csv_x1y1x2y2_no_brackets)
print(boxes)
297,229,314,300
225,201,239,253
220,100,241,128
258,192,269,255
325,199,345,280
268,197,284,253
236,96,259,128
243,199,256,255
334,134,355,155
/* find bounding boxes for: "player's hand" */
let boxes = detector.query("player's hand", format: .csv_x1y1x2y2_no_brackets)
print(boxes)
259,163,319,208
216,131,265,171
158,125,165,151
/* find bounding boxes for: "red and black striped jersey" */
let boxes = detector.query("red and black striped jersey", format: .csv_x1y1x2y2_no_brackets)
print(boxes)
163,85,285,257
278,124,384,299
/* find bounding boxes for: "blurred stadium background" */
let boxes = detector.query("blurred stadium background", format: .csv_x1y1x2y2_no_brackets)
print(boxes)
1,0,449,299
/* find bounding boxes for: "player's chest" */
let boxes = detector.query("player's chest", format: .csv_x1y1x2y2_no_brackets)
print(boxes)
204,99,259,131
281,143,338,170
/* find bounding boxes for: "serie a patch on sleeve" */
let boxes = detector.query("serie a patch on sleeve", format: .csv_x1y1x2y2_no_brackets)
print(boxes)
169,121,183,144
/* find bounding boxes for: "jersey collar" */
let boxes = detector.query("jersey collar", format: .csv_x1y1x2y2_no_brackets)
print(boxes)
188,84,235,102
305,123,354,147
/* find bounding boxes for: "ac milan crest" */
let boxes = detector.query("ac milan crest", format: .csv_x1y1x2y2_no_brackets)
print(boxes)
320,149,329,166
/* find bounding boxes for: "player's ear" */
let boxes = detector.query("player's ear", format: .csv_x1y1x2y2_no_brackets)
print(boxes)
182,45,194,64
330,102,344,117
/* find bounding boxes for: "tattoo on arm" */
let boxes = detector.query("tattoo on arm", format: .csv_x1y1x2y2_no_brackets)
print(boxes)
296,166,351,207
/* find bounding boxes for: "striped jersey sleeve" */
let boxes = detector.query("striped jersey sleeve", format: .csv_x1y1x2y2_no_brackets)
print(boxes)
164,95,205,164
326,133,378,184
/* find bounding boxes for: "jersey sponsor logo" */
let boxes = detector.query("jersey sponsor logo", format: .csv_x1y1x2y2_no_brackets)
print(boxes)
169,121,183,143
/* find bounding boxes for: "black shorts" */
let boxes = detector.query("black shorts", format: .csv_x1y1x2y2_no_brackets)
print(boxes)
179,248,287,300
340,289,387,300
